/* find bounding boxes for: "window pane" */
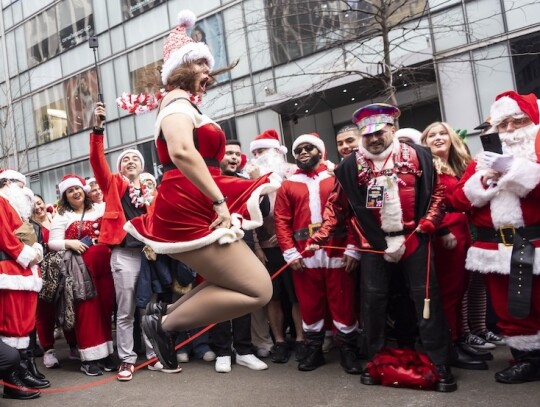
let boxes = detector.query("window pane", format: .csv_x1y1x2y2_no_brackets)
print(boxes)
511,32,540,96
432,7,467,52
24,8,59,67
56,0,94,53
64,69,99,134
504,0,540,31
122,0,165,20
466,0,504,42
33,84,67,145
128,39,163,94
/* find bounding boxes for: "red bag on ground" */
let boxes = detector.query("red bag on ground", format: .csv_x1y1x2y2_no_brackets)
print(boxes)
367,348,440,390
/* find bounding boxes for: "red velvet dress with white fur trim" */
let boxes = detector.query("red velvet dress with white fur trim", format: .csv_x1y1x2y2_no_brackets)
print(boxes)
125,99,281,254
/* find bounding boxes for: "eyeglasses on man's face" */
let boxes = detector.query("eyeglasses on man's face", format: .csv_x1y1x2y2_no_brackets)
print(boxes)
496,116,532,132
293,144,316,155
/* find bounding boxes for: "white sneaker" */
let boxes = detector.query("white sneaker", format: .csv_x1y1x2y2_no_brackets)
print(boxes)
235,354,268,371
44,349,60,368
215,356,232,373
202,350,216,362
177,352,189,363
148,360,182,373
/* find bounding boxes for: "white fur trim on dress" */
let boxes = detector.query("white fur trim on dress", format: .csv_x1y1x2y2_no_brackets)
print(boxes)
1,335,29,349
496,157,540,198
463,170,499,208
16,244,37,269
505,331,540,351
161,42,215,85
79,340,113,361
466,246,540,275
123,173,281,254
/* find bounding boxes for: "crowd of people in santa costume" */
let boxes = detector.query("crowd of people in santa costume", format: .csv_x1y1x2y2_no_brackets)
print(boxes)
1,7,540,401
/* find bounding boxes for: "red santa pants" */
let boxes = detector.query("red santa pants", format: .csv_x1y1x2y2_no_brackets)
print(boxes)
483,273,540,337
433,237,469,341
293,266,357,332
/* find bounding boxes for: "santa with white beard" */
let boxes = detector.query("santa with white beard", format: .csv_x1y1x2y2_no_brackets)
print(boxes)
452,91,540,384
0,169,43,349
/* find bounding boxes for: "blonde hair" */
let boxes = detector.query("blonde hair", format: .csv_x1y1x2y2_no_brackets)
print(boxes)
421,122,471,177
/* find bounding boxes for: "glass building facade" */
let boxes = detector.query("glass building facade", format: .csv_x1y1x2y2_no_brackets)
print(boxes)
1,0,539,202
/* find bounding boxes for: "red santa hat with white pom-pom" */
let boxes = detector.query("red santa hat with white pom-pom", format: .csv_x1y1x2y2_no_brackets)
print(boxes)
161,10,215,86
58,174,91,196
292,132,326,158
250,129,288,155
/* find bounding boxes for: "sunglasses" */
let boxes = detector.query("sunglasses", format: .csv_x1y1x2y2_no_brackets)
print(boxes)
293,144,316,155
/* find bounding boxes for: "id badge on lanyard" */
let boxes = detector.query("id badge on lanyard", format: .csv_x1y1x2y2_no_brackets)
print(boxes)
366,184,385,209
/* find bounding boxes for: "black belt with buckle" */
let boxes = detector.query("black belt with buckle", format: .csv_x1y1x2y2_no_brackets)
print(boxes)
162,158,219,173
476,225,540,319
0,250,12,261
293,225,346,241
384,228,414,237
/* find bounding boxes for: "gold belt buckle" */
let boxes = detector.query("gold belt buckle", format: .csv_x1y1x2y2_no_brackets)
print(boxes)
308,223,322,237
499,225,515,247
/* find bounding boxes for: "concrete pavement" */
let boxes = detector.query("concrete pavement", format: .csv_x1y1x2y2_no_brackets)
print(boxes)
9,342,540,407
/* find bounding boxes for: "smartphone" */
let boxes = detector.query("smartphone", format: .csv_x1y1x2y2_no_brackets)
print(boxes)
89,36,99,49
80,236,94,247
480,132,503,154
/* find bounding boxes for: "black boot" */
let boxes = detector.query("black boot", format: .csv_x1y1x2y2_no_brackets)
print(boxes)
434,364,458,392
360,367,380,385
495,349,540,384
18,357,50,389
298,331,325,372
21,350,46,380
450,343,488,370
336,331,362,375
2,370,41,400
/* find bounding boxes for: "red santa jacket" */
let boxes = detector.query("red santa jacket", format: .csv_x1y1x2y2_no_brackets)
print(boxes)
0,195,42,292
274,164,358,268
452,158,540,275
89,131,130,246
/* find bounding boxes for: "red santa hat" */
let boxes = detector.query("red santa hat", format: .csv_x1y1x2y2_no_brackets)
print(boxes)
161,10,215,85
395,128,422,145
140,172,157,186
292,132,326,158
249,129,288,155
58,174,91,196
86,177,97,186
490,91,540,126
0,169,27,186
116,149,145,173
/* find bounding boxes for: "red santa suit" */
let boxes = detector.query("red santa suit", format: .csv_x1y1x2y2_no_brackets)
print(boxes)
274,164,359,333
0,193,42,349
453,116,540,354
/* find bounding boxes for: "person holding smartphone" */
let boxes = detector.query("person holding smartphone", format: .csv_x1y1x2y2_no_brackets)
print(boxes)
452,91,540,384
48,174,116,376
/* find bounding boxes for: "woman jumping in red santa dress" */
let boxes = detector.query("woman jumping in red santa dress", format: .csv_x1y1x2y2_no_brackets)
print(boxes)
121,10,281,369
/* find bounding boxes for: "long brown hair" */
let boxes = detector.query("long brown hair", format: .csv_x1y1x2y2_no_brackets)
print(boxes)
421,122,471,178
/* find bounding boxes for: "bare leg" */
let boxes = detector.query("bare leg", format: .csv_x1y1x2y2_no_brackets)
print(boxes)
161,240,272,332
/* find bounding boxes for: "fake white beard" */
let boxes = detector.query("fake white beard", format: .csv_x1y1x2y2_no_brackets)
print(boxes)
246,149,290,178
0,184,34,220
501,124,540,162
